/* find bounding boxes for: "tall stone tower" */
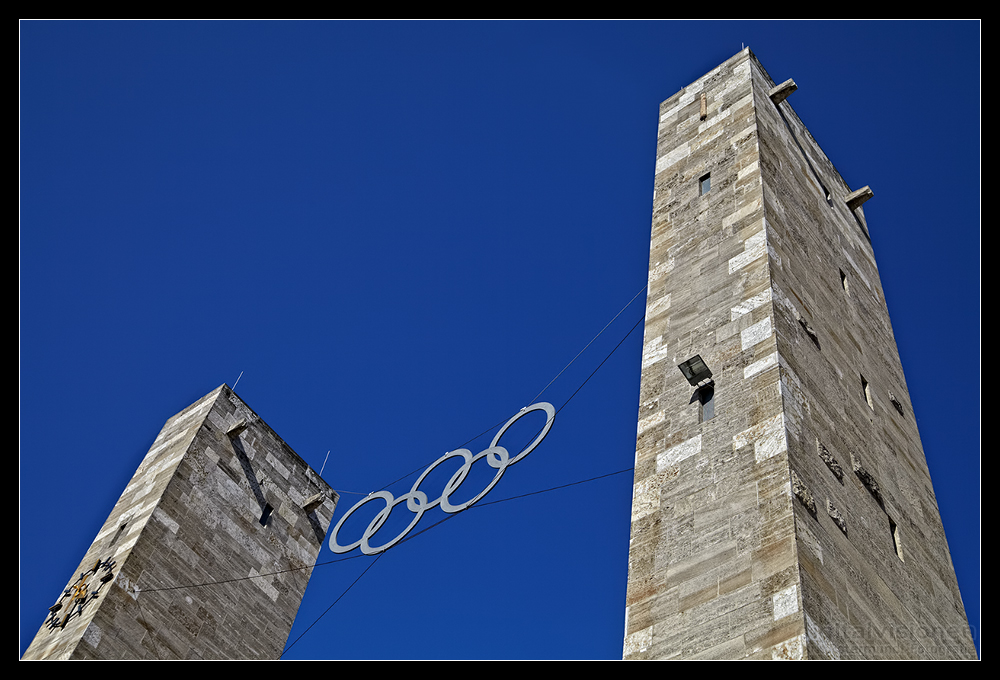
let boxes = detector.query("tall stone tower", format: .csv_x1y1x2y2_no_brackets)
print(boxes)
623,49,976,660
22,385,337,660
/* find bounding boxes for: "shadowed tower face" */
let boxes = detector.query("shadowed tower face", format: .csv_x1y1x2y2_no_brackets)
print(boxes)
623,49,976,660
22,385,338,660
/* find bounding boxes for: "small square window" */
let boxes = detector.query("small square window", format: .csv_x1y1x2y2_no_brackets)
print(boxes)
699,173,711,195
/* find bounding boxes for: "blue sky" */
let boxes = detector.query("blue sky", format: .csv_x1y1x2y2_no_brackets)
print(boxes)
20,20,980,660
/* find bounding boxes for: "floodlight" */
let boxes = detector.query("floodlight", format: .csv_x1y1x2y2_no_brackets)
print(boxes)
678,355,712,386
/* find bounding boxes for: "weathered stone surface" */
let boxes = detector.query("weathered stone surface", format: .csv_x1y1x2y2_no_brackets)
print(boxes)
623,49,976,660
23,385,337,660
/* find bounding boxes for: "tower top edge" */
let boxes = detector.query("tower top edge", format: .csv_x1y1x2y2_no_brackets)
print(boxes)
657,47,750,104
656,47,783,112
172,383,336,495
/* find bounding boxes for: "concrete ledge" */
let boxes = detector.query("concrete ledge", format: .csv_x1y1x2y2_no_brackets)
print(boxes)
769,79,797,104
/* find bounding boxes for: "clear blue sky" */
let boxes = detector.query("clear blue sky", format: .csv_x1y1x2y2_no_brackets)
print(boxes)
20,20,980,659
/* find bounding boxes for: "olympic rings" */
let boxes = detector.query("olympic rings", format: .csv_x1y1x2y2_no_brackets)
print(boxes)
329,402,555,555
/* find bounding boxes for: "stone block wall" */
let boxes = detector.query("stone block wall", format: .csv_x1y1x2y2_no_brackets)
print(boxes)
749,52,977,660
625,49,801,660
623,48,976,660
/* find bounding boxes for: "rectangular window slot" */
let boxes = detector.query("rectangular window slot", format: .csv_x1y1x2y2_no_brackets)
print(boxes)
109,521,128,548
259,503,274,527
698,384,715,422
889,391,905,417
861,374,874,410
699,173,711,195
889,516,904,561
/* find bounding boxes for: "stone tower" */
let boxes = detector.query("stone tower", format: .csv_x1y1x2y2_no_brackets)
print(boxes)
22,385,337,660
623,49,976,660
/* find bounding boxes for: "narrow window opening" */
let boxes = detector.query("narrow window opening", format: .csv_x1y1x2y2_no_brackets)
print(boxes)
889,516,904,561
108,521,128,548
259,503,274,527
699,173,711,196
840,269,849,295
698,384,715,422
888,390,905,417
861,374,873,410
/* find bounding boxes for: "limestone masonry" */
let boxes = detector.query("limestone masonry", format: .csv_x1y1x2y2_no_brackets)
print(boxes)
23,385,337,660
622,49,976,660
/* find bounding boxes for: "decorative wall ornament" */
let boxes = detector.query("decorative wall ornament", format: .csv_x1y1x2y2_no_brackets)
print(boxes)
45,557,116,631
329,402,555,555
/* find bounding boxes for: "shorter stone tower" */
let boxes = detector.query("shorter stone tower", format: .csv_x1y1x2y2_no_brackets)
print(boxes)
22,385,337,660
